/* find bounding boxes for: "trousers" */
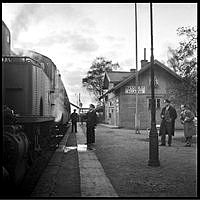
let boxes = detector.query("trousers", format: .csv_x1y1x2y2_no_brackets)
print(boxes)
71,122,77,133
86,126,95,144
161,132,172,145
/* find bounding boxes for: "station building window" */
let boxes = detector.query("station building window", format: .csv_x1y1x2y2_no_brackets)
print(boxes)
156,99,161,109
148,98,161,110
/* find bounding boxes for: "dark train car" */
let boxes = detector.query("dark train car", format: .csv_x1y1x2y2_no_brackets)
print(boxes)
53,70,71,125
2,56,52,117
12,49,71,124
29,50,71,124
2,21,11,56
2,20,71,187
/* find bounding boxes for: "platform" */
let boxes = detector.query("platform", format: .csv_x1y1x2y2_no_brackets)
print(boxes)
31,123,118,197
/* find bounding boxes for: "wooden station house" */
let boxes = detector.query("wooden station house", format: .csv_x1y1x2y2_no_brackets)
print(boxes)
100,56,183,130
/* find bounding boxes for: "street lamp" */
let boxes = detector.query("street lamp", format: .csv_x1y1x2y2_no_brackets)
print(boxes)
148,3,160,167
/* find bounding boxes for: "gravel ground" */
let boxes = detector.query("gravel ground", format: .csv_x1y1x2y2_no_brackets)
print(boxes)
93,124,197,197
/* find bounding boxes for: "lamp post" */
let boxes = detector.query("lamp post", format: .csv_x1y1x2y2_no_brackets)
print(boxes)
148,3,160,167
135,3,140,134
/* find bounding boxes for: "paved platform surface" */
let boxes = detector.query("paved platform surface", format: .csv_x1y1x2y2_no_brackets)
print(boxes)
31,123,118,197
76,124,118,197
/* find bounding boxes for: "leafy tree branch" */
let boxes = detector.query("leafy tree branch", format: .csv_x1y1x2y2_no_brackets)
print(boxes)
82,57,119,102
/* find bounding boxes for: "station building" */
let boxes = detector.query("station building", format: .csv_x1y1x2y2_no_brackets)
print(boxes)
100,59,183,130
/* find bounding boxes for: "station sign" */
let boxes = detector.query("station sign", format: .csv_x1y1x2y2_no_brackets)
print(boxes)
125,86,145,94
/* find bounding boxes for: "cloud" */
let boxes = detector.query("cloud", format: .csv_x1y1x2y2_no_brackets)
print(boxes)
11,4,41,42
10,3,81,43
104,35,125,42
69,32,99,53
78,18,97,34
80,18,96,27
104,35,116,42
119,58,134,70
17,33,70,49
62,69,83,86
16,28,99,55
34,32,70,47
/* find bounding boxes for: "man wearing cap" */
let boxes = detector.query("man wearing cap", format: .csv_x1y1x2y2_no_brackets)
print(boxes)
70,109,79,133
159,99,177,146
86,104,98,150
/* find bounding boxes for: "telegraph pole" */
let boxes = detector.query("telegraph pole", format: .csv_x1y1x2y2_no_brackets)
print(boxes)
135,3,140,134
78,93,80,114
148,3,160,167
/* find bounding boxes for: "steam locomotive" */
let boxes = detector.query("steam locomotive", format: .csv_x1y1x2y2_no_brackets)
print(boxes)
2,21,71,186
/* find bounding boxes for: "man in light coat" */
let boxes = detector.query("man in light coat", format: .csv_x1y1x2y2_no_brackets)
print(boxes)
180,104,196,147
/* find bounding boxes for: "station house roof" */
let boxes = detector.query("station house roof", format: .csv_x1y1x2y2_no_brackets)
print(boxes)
103,71,133,89
100,59,182,99
106,71,133,83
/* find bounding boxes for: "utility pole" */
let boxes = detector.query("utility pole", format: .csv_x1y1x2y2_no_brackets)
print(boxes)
135,3,140,134
75,93,78,107
78,93,80,113
148,3,160,167
78,93,81,122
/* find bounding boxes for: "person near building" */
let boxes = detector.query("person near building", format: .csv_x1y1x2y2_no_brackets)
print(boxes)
70,109,78,133
159,99,177,146
86,104,97,150
180,104,196,147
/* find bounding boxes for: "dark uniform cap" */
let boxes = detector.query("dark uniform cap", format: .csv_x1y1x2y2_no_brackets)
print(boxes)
165,99,171,103
90,104,95,108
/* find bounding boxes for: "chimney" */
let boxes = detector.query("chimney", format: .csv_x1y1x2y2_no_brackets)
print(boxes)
141,48,148,68
130,68,136,73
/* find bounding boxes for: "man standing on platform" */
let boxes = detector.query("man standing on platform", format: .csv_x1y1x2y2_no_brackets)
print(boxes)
86,104,97,150
159,99,177,146
70,109,78,133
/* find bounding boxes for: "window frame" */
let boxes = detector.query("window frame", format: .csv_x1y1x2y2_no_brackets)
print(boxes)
148,98,161,110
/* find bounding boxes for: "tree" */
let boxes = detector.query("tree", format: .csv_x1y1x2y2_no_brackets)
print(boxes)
166,26,197,114
82,57,119,101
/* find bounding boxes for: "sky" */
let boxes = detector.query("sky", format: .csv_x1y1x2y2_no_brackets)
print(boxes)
2,3,197,108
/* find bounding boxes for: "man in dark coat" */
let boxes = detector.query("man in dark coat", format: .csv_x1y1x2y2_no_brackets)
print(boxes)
159,99,177,146
70,109,78,133
86,104,97,150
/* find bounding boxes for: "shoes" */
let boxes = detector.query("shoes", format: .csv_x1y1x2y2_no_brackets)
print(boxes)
184,144,191,147
159,144,166,146
168,144,171,147
87,147,96,151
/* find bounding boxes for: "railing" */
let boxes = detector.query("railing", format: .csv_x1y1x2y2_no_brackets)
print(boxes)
2,56,41,68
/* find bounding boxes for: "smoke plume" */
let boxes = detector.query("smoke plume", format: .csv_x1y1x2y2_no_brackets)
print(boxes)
11,4,41,42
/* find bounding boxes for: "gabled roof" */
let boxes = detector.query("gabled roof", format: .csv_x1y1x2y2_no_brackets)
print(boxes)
105,71,133,83
100,59,182,99
103,70,133,89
